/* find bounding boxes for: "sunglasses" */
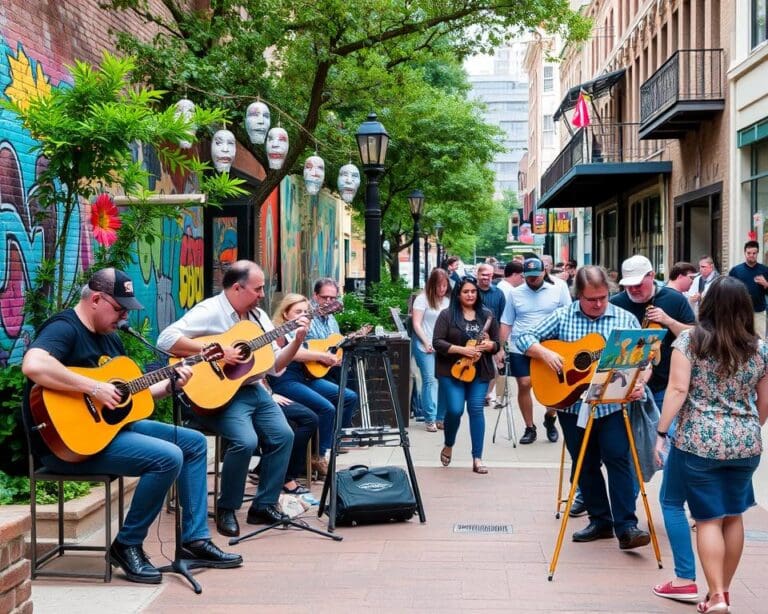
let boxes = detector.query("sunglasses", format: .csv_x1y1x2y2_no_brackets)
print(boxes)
460,275,477,284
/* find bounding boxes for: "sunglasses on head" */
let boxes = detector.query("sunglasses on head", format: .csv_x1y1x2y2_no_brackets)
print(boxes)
460,275,477,284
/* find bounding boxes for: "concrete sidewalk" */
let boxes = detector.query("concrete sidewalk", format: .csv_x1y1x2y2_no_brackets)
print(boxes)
31,400,768,613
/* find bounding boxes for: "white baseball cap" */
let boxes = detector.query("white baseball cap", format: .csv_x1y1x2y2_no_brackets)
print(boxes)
619,255,653,286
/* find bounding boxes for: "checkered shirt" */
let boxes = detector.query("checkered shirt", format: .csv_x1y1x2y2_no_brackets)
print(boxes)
515,301,640,417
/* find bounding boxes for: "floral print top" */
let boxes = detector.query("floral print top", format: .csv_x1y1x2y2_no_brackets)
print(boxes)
672,329,766,459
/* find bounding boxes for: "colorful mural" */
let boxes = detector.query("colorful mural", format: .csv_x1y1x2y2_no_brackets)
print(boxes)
0,35,204,365
280,175,303,294
260,188,280,299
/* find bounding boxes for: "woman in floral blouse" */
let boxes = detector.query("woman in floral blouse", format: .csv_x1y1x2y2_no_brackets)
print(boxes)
655,276,768,614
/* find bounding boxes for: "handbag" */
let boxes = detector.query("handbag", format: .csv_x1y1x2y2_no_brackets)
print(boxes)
628,387,660,482
335,465,417,526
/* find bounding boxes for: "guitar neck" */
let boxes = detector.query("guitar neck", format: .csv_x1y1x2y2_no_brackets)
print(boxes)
126,354,208,395
246,319,301,353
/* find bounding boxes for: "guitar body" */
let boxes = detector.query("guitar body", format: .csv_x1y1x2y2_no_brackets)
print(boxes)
450,339,480,382
304,333,345,379
171,320,276,411
29,356,154,463
530,333,606,409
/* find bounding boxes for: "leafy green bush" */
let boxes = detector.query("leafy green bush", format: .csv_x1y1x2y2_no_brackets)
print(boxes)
336,278,412,333
0,471,93,505
0,365,27,476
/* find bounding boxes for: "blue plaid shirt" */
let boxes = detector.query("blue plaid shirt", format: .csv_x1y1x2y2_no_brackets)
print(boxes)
516,301,640,417
308,301,341,340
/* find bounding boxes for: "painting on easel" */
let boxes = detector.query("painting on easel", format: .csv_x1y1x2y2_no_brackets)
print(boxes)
585,329,667,404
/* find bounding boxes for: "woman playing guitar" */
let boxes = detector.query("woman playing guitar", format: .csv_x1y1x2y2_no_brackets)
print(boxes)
432,275,500,474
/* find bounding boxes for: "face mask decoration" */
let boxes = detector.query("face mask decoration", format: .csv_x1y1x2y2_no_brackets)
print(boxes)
211,129,236,173
266,127,289,170
245,101,270,144
337,163,361,203
303,155,325,195
175,98,196,149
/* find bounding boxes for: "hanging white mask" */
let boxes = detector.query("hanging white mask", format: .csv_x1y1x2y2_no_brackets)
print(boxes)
266,127,289,170
337,163,361,203
211,129,236,173
245,101,270,144
175,98,196,149
303,155,325,195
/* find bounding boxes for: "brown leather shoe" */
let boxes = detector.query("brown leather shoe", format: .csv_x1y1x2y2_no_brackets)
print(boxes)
311,456,328,478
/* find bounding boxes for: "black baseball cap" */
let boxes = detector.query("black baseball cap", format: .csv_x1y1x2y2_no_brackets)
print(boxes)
88,268,144,310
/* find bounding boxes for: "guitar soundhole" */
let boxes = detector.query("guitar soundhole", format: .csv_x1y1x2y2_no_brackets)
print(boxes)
573,352,592,371
234,341,251,361
101,381,131,426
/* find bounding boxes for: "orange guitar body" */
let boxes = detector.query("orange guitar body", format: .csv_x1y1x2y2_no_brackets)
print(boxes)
450,339,481,382
303,325,373,379
171,320,275,411
530,333,606,409
29,356,156,463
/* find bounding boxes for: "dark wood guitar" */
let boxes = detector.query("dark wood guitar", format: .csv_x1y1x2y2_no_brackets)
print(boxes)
28,344,224,462
174,300,342,412
530,333,605,409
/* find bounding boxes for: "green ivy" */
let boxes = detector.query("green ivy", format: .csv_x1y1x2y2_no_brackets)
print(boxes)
0,366,27,476
0,471,92,505
335,278,413,333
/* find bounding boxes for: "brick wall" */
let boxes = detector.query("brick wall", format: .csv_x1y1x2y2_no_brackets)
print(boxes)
0,511,32,614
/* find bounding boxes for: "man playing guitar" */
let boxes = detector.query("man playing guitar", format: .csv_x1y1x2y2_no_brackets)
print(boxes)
517,265,651,551
157,260,310,538
21,268,241,584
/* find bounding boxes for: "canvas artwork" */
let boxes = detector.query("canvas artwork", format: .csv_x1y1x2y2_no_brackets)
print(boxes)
584,328,667,404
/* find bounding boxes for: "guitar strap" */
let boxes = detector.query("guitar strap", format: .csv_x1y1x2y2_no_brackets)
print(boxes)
249,309,266,332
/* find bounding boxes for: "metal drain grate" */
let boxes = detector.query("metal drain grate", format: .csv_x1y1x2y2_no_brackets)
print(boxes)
453,523,513,534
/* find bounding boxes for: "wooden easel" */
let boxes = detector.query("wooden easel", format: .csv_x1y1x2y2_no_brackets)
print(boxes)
547,367,663,580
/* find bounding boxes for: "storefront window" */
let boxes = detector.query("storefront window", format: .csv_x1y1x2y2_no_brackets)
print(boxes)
628,195,664,273
748,141,768,263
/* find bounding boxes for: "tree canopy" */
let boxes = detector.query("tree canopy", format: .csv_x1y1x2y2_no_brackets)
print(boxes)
105,0,589,276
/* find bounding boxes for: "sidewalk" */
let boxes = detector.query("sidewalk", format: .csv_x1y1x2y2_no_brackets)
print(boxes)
31,398,768,613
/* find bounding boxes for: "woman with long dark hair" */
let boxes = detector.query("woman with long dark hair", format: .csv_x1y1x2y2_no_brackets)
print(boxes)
655,276,768,613
432,276,500,474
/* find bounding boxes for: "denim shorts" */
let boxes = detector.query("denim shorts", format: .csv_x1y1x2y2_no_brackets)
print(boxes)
505,352,531,378
677,447,760,520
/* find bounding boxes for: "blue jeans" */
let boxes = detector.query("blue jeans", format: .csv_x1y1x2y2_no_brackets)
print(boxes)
661,443,696,580
412,344,437,423
40,420,209,546
280,400,319,482
438,376,487,459
269,368,358,455
194,384,293,510
558,410,638,536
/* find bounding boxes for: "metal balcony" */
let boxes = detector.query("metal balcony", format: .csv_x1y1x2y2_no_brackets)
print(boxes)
538,123,671,209
639,49,725,140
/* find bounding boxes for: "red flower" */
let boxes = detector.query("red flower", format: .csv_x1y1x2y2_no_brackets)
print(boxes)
91,193,121,247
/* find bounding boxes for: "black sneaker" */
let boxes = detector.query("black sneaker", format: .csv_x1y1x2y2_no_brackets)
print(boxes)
568,499,587,517
543,414,558,442
108,541,162,584
519,426,537,444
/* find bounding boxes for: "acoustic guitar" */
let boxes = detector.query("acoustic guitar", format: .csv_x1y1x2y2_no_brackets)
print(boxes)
529,333,606,409
450,319,492,382
28,343,224,463
175,300,342,412
303,324,373,379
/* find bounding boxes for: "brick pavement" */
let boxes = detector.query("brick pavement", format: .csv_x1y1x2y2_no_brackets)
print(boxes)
31,401,768,613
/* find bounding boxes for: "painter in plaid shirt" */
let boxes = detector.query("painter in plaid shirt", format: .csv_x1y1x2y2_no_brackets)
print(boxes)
515,265,651,550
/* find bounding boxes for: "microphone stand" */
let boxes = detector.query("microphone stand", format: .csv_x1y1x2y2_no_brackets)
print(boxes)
119,323,204,594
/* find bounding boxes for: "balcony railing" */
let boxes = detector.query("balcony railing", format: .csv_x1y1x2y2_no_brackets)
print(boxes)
640,49,724,125
541,123,665,196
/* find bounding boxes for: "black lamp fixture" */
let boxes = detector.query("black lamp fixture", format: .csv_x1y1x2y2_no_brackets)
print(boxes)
408,189,425,289
356,112,390,290
434,221,444,268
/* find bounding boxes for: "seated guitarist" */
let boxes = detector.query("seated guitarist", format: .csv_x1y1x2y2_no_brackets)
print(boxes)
21,268,241,584
516,265,651,551
157,260,309,538
267,282,358,478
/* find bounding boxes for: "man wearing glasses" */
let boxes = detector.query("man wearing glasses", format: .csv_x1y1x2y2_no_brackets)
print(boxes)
158,260,309,537
517,265,651,550
22,268,242,584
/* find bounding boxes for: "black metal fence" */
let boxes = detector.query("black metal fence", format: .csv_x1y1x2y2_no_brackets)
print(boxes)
639,49,724,125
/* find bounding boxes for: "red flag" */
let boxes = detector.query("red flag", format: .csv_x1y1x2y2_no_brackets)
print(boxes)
572,92,591,128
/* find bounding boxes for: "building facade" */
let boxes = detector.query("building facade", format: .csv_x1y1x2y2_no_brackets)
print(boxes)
540,0,729,275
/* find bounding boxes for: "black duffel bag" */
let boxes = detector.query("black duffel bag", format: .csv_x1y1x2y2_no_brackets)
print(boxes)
335,465,417,526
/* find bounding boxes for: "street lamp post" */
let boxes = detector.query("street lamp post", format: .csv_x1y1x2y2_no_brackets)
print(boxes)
356,112,389,291
424,236,431,286
434,221,444,269
408,190,424,289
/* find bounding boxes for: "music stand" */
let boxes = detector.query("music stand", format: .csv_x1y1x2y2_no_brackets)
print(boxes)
547,329,666,581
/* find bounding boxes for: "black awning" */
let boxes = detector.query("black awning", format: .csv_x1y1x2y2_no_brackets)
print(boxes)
553,69,626,121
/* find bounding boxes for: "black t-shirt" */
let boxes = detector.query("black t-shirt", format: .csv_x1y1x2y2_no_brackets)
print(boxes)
610,287,695,393
22,309,125,458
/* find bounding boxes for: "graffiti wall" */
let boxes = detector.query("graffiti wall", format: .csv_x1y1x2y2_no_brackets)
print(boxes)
0,35,204,366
